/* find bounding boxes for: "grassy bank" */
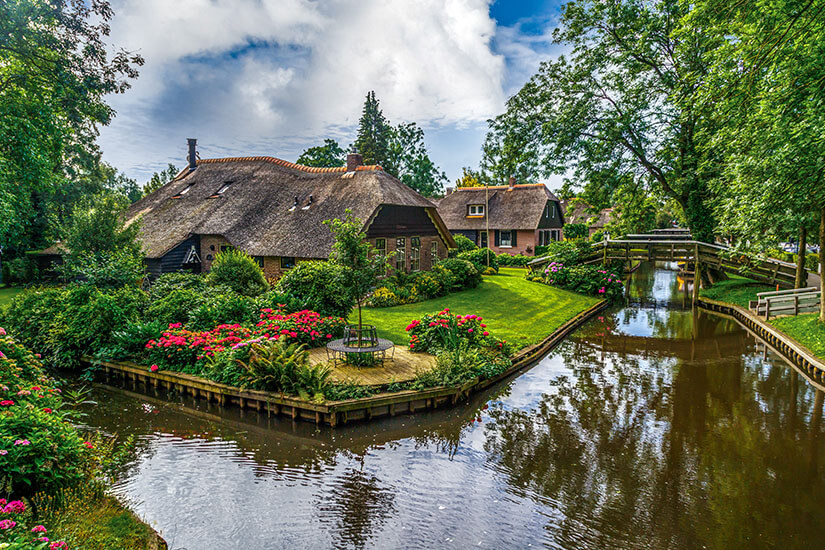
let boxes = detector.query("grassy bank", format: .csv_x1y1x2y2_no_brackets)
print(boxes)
699,276,774,308
771,313,825,361
355,268,600,346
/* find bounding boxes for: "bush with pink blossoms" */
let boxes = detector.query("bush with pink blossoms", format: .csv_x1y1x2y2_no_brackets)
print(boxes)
405,308,510,355
0,499,69,549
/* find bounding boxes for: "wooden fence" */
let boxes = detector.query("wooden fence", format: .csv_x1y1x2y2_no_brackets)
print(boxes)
751,287,821,319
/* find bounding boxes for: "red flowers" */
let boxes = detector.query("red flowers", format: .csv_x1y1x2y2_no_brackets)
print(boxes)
150,364,159,372
43,408,52,414
0,400,13,407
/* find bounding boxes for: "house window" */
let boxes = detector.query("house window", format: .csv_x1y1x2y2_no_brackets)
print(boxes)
467,204,485,217
251,256,264,267
500,230,513,247
544,203,555,219
430,241,439,264
395,238,406,271
280,257,296,269
220,245,233,253
375,238,387,258
538,229,561,246
411,237,421,271
217,182,231,194
479,231,488,248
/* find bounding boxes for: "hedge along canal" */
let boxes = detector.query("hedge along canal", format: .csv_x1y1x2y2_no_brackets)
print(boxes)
74,262,825,548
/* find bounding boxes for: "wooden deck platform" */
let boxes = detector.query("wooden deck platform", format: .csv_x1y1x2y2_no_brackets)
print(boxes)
308,346,437,386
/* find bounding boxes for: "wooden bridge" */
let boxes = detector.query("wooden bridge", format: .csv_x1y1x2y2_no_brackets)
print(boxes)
530,233,800,289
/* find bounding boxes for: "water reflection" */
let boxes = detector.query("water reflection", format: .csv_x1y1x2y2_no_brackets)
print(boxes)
81,263,825,549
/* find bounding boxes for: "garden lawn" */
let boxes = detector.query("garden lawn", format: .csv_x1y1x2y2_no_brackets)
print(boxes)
0,286,22,308
355,268,600,347
699,276,774,309
771,313,825,361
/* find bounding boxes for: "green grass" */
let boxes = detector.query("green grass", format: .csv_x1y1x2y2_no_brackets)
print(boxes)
771,313,825,360
0,286,23,307
699,275,774,308
352,268,600,347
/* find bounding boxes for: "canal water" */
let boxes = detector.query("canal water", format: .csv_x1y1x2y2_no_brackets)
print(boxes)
81,264,825,549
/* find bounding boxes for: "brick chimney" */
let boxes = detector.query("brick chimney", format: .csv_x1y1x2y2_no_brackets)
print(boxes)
445,186,455,195
508,176,516,188
187,138,198,171
346,152,364,172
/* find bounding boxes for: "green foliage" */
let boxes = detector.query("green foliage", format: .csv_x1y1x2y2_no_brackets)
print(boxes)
206,249,269,297
538,262,624,302
457,248,499,273
497,253,531,267
323,383,378,401
590,230,605,243
254,289,303,314
563,223,588,240
234,340,330,400
102,320,166,362
0,257,38,285
61,194,145,288
699,277,774,309
297,139,346,168
148,272,207,301
771,314,825,362
455,167,483,188
607,184,659,238
187,292,257,330
146,287,205,327
538,240,594,265
142,164,179,196
276,260,354,317
437,258,482,291
453,234,478,254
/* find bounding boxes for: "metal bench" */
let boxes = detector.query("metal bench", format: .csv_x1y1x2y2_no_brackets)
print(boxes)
325,324,395,365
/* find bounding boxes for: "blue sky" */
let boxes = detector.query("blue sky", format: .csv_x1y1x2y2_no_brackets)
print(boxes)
99,0,566,189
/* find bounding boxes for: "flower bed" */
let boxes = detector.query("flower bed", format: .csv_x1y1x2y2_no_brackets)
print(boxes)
365,259,481,308
529,263,624,301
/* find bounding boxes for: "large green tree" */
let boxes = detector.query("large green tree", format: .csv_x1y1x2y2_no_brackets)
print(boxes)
296,139,346,168
485,0,721,242
0,0,143,254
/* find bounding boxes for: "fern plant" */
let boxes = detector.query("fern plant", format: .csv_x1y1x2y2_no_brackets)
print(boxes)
234,339,330,400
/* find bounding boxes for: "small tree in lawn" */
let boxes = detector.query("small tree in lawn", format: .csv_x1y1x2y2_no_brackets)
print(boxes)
324,210,390,344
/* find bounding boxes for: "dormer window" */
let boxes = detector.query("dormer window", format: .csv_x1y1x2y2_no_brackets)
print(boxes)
544,202,555,218
216,182,231,195
467,204,485,217
172,184,192,199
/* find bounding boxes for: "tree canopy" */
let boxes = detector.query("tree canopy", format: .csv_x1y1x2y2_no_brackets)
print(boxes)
296,139,346,168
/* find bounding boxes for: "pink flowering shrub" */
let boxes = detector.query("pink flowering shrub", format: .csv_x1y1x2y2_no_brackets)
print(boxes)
0,330,90,501
0,499,69,548
537,263,624,301
405,309,508,354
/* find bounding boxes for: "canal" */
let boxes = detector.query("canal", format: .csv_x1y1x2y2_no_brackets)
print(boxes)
81,264,825,549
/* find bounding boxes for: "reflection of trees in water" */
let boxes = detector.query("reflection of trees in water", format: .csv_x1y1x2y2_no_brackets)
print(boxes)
316,463,395,549
484,343,825,549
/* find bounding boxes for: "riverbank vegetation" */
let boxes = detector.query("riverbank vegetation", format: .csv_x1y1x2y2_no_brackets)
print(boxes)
0,328,160,550
771,315,825,362
700,277,774,309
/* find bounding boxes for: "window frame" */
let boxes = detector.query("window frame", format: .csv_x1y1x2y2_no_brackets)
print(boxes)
395,237,406,272
375,238,387,258
410,236,421,271
280,256,296,269
430,241,439,265
467,204,485,217
251,255,264,268
499,230,513,248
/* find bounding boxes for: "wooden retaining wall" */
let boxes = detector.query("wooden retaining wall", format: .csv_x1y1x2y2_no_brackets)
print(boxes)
697,297,825,383
85,300,608,428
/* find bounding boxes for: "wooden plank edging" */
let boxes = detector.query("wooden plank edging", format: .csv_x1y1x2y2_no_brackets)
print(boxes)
696,297,825,382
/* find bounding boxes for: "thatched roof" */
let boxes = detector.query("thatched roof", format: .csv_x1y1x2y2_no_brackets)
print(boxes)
124,156,452,259
592,207,615,229
435,184,560,231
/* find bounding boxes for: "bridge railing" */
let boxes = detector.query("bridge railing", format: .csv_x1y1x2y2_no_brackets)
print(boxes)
528,238,800,288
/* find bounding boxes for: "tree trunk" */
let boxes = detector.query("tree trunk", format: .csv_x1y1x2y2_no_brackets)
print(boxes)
796,225,808,288
820,208,825,322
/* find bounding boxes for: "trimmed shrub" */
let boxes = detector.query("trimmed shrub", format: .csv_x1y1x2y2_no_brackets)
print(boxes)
538,240,594,265
366,286,401,307
438,258,482,290
590,230,604,243
410,272,444,299
539,262,624,301
457,248,499,273
206,249,269,297
255,289,303,314
276,260,354,317
806,253,820,272
497,253,531,267
451,234,477,255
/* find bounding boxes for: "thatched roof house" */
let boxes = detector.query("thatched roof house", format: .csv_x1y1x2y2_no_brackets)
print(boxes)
125,140,455,278
435,181,564,255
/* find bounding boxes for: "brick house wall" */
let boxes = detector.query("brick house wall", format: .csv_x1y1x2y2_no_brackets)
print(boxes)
199,234,233,272
370,235,447,273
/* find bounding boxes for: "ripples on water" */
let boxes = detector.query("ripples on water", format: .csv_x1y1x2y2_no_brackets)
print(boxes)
81,264,825,549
